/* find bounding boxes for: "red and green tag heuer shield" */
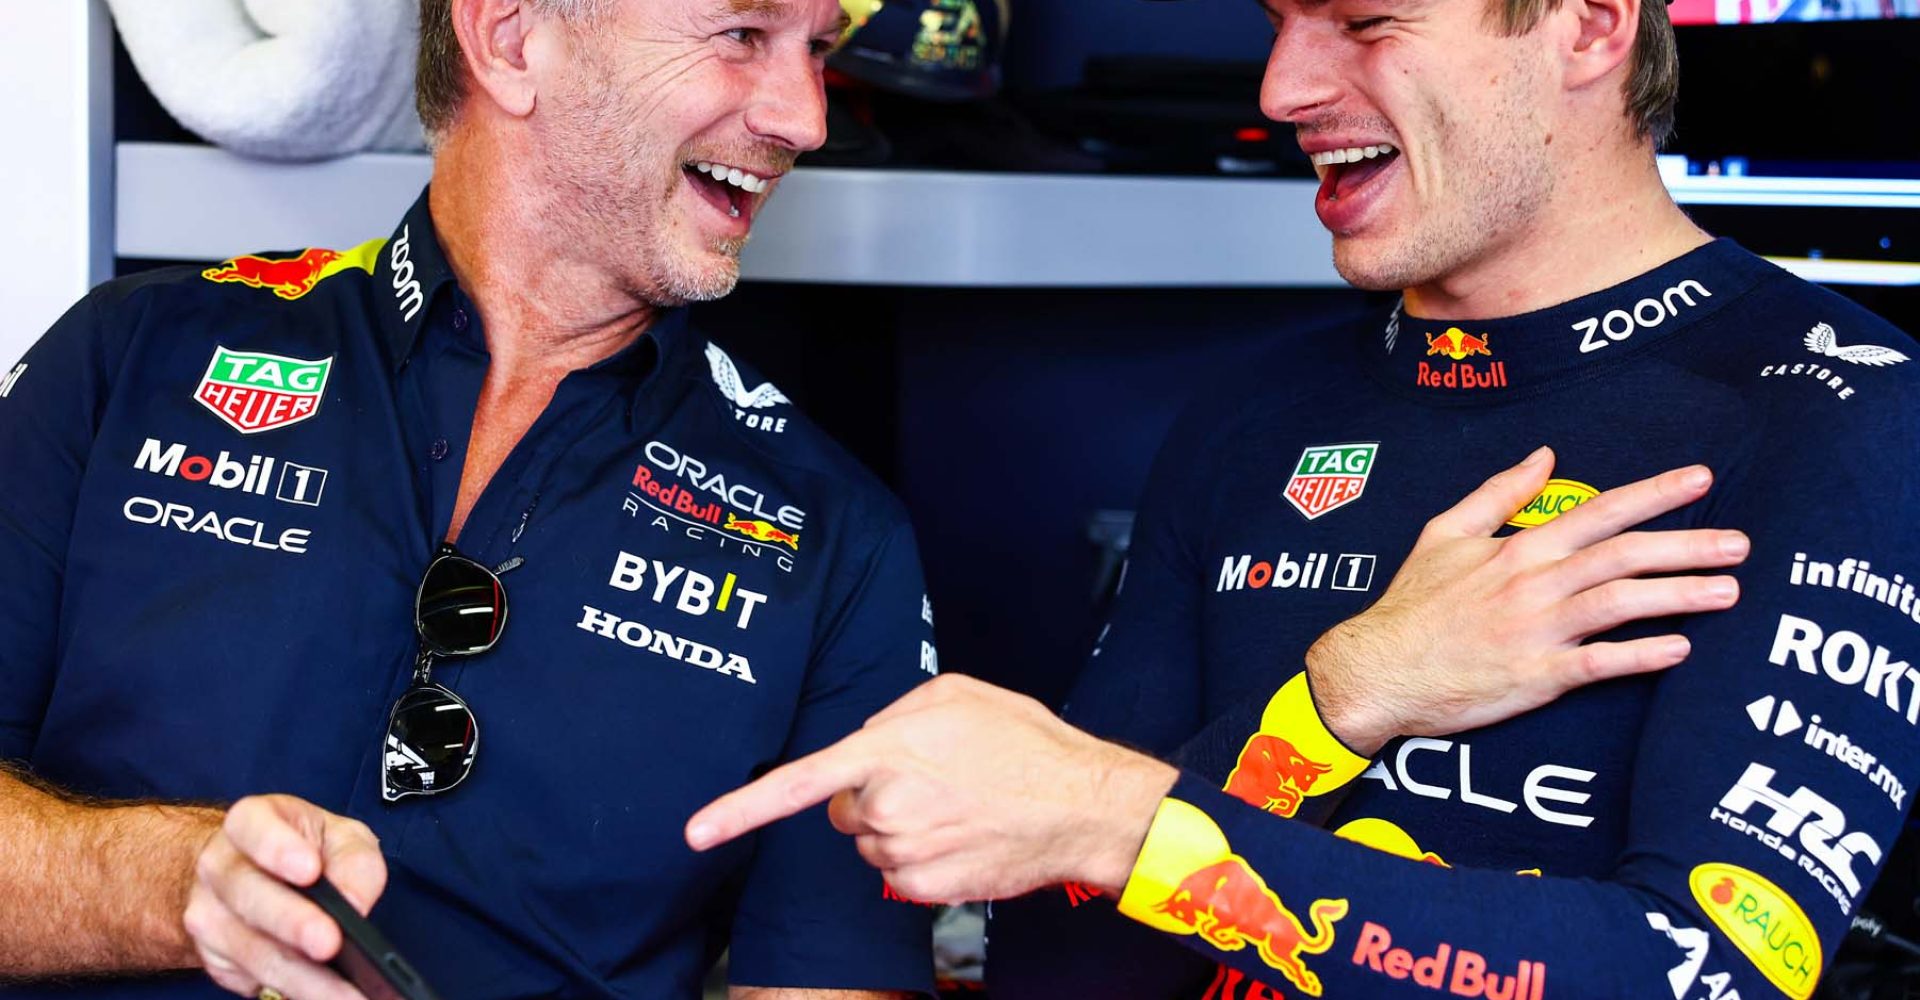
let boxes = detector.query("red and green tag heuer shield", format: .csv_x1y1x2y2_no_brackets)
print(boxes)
194,347,333,434
1284,443,1378,520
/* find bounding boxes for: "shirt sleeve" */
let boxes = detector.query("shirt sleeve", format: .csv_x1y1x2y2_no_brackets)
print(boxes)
726,515,937,994
0,290,119,761
1110,390,1920,1000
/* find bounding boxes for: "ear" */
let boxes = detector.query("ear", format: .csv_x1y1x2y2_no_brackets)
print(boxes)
449,0,545,120
1562,0,1639,91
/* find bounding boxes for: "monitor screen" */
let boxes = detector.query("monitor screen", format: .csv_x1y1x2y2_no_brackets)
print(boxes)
1670,0,1919,24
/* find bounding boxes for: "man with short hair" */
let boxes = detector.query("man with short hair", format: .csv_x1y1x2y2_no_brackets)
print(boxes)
0,0,939,997
686,0,1920,995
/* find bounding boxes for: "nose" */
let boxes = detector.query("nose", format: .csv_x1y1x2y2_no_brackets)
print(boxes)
1259,23,1344,125
744,48,830,154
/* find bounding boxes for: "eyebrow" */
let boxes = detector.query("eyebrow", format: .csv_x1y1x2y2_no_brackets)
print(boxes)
722,0,852,32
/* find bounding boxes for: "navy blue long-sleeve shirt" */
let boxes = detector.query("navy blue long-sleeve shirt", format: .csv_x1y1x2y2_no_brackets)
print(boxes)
990,240,1920,1000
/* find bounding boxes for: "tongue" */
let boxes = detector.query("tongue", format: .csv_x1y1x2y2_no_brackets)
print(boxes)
1333,152,1397,199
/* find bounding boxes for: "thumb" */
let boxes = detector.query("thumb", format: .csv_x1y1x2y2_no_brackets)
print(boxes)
1424,446,1555,539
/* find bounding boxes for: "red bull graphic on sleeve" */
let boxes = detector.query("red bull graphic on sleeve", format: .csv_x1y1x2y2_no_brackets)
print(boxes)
1157,859,1347,996
1349,920,1547,999
1689,862,1821,1000
1506,479,1599,529
1119,798,1348,997
1225,734,1333,817
194,347,333,434
200,239,382,301
1283,443,1378,521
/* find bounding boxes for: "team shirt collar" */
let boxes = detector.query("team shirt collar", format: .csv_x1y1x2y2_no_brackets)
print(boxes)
1369,238,1771,398
373,186,687,391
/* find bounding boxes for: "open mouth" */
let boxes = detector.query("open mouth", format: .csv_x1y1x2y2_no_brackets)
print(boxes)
682,160,774,224
1311,143,1402,203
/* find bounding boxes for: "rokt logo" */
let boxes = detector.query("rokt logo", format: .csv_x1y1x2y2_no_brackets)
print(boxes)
134,439,327,506
1768,612,1920,724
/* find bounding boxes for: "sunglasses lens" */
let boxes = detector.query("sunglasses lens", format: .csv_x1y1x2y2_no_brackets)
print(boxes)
382,684,479,802
418,554,506,656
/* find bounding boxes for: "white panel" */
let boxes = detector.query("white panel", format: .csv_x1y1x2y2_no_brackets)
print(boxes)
0,0,113,365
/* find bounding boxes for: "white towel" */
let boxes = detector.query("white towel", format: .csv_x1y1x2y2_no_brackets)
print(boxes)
108,0,426,161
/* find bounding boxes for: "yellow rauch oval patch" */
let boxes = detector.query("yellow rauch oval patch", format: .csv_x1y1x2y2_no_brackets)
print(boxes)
1689,862,1822,1000
1506,479,1600,528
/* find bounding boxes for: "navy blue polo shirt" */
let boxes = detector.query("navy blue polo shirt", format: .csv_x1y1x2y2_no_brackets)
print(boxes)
0,189,936,997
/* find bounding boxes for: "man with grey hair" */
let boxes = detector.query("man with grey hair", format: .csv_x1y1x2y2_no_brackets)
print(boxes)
0,0,941,997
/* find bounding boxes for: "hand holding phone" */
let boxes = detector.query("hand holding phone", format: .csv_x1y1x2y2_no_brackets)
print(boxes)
297,878,444,1000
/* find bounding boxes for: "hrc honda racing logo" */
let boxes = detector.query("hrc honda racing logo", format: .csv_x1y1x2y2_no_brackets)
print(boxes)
622,440,807,572
1709,762,1882,913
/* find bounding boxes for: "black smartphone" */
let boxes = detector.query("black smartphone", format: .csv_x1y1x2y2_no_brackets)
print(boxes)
296,878,444,1000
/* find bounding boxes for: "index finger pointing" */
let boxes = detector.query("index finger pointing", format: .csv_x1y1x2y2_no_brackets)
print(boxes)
685,732,882,852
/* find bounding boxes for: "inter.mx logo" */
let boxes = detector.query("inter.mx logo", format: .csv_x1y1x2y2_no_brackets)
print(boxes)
1746,694,1906,809
1709,761,1882,914
1284,443,1378,520
195,347,333,434
134,438,327,506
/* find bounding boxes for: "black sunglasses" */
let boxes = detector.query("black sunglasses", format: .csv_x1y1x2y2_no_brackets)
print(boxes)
381,544,516,802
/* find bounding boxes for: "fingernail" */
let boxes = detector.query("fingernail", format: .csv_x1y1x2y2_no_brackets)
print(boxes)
1665,636,1692,658
687,823,713,850
1523,446,1550,467
1719,533,1750,558
1684,466,1712,490
1708,578,1738,600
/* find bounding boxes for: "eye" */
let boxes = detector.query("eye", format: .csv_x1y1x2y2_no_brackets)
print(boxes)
721,27,758,46
809,36,839,58
1346,15,1391,31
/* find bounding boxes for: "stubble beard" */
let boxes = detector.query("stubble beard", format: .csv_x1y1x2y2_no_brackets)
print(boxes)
1331,65,1555,297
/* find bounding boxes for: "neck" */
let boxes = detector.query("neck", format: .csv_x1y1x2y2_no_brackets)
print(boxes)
1403,147,1711,320
428,127,656,379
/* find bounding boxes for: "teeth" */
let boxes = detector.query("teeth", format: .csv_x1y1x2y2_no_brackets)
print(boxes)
1309,142,1397,168
689,162,771,195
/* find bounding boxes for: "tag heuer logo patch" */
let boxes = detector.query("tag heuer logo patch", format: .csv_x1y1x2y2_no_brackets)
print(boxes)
1284,443,1377,520
195,347,332,434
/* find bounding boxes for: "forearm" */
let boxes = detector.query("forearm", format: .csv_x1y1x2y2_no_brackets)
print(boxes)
0,765,223,977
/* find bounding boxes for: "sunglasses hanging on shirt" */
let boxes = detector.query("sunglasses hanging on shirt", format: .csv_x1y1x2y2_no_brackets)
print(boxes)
381,544,520,802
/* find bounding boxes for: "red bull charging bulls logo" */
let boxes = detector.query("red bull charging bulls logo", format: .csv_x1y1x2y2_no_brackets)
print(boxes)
1156,858,1348,997
1418,328,1508,390
1225,734,1332,818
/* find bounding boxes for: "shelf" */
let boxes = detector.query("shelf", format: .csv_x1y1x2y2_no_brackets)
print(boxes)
116,142,1920,288
115,142,1341,288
